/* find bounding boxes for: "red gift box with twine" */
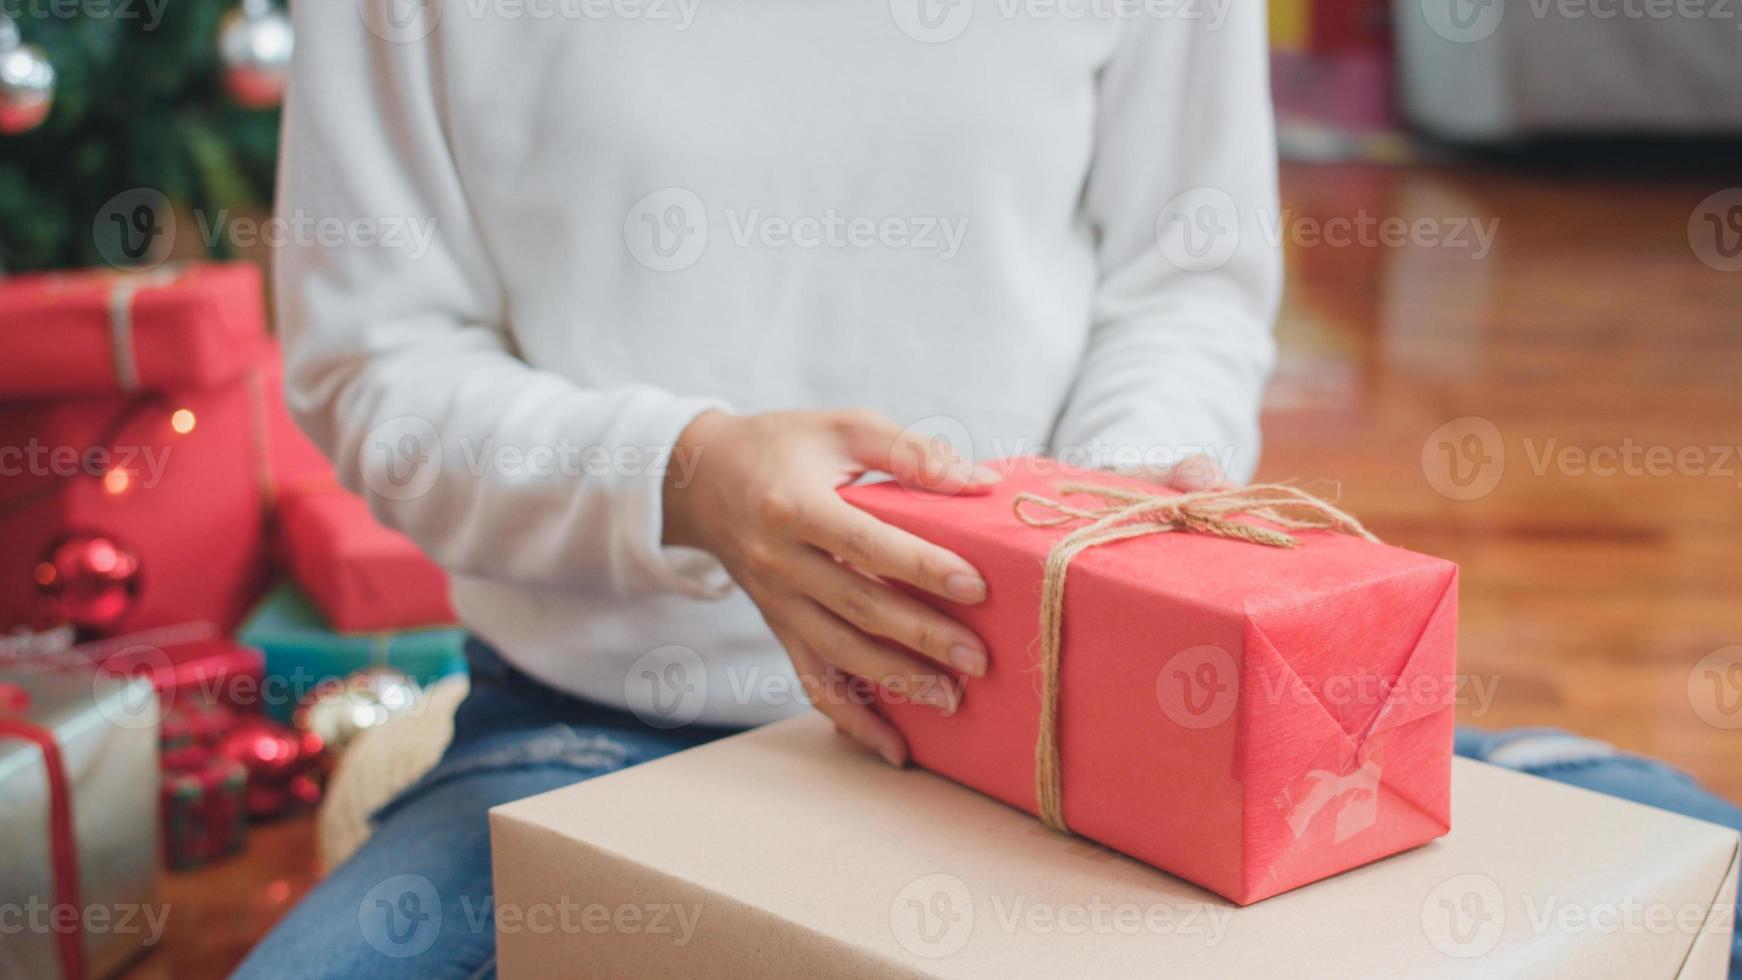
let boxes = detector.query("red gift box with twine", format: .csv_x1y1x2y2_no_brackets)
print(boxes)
841,459,1458,905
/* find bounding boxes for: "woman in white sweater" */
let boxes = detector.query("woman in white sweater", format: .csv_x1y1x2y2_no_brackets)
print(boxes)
244,3,1280,975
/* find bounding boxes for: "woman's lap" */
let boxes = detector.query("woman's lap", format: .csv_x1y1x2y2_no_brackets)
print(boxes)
238,642,1741,978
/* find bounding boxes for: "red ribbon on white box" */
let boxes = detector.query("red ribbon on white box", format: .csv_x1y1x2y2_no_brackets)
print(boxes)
0,683,89,980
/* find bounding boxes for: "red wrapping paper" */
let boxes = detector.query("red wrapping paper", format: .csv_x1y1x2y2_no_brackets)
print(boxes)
0,377,271,634
257,341,333,502
277,489,456,632
840,460,1458,905
0,263,268,397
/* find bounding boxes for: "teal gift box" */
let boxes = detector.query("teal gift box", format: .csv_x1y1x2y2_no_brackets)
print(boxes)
238,583,468,723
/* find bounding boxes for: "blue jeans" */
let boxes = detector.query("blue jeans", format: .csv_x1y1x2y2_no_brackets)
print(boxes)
237,640,1741,979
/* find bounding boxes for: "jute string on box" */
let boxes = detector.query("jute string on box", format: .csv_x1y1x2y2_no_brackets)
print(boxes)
1010,482,1381,833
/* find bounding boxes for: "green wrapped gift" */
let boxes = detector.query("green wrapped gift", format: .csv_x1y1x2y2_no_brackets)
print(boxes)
238,583,468,723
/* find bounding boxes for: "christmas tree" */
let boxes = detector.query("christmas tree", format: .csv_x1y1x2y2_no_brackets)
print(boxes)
0,2,287,273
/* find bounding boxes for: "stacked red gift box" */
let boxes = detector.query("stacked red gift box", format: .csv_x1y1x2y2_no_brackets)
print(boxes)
0,262,459,904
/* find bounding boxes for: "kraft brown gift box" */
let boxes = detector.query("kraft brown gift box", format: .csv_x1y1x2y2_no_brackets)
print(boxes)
491,715,1739,979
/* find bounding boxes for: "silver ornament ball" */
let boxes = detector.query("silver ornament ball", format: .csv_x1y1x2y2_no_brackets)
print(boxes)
295,667,422,754
0,18,55,135
217,0,294,109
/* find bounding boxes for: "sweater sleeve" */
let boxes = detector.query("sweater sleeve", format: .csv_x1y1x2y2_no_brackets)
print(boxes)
1050,8,1282,484
274,11,731,599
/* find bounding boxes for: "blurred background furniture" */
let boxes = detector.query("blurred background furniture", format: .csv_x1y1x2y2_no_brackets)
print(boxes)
1399,0,1742,140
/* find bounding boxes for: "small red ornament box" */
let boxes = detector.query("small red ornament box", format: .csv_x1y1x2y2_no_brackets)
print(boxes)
840,460,1459,905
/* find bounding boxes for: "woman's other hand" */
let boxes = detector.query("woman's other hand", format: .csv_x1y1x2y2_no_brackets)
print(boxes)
663,409,999,766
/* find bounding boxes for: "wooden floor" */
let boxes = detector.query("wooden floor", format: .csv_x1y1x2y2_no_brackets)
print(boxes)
121,159,1742,978
1260,160,1742,804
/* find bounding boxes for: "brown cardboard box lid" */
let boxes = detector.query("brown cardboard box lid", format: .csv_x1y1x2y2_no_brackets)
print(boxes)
491,715,1739,979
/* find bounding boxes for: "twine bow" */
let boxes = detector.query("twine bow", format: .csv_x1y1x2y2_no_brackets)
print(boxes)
1010,482,1380,833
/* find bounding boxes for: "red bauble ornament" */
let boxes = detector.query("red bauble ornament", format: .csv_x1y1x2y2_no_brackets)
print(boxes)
34,532,142,631
215,716,327,819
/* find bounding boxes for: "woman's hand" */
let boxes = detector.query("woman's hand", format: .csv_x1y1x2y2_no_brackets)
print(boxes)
663,409,999,766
